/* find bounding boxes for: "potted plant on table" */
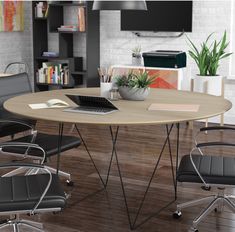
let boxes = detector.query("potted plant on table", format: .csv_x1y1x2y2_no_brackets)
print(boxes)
187,31,232,96
115,71,156,101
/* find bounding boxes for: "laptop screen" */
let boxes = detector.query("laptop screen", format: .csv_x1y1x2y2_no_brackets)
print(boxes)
66,95,118,110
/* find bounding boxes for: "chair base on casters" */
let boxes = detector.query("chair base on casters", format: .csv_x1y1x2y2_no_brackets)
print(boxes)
173,189,235,232
0,217,44,232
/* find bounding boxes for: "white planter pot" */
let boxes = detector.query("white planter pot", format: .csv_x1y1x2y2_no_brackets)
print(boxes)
118,86,150,101
193,75,223,96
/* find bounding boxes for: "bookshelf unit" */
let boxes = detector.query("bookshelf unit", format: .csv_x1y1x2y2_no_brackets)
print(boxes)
32,1,100,91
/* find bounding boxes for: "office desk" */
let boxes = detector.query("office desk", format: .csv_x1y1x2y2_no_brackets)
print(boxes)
4,88,232,229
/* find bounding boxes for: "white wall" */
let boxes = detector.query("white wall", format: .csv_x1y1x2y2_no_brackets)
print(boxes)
100,1,231,76
0,2,33,79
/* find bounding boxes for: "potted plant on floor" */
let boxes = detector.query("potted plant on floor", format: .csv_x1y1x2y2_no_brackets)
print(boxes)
187,31,232,96
115,71,156,100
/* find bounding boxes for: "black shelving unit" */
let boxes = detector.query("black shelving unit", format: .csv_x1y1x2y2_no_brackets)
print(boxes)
32,1,100,91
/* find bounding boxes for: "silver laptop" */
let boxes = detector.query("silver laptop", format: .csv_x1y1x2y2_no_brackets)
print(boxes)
64,95,119,115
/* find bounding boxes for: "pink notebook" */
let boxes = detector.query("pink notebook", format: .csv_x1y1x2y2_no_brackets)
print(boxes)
148,103,200,112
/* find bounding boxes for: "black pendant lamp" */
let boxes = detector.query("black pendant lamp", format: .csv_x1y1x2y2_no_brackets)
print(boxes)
92,1,147,11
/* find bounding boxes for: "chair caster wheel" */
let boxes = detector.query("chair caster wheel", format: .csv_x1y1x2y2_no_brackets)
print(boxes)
66,180,74,186
189,227,198,232
173,211,182,219
201,185,211,191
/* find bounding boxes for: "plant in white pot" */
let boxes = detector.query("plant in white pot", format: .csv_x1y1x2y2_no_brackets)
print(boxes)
132,45,142,66
115,71,156,101
187,31,232,96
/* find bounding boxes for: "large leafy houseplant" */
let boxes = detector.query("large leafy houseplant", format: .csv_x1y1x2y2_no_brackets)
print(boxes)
115,71,156,100
187,31,232,76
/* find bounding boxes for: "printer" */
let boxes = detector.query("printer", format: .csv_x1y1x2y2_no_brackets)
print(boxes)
142,50,186,69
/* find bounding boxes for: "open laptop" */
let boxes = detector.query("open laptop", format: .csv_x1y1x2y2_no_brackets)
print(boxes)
64,95,119,115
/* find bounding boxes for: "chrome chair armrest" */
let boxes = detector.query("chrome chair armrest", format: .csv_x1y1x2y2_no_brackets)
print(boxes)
4,62,29,75
0,142,46,163
190,141,235,189
194,126,235,153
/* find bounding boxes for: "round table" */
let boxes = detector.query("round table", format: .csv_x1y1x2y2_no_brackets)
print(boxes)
4,88,232,125
3,88,232,229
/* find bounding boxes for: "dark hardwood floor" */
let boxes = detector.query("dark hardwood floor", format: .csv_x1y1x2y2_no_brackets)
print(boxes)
1,121,235,232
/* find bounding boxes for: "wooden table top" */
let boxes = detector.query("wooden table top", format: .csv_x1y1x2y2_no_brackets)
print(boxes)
4,88,232,126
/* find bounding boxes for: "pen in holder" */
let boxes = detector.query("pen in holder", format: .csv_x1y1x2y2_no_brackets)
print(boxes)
98,67,113,99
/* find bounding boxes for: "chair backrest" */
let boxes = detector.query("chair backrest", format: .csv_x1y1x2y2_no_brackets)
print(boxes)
0,72,32,109
4,62,29,75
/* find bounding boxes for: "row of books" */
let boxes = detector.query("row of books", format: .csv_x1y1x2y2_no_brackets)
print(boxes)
36,62,69,85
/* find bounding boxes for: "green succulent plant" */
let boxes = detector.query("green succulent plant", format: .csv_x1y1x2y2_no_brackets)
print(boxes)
187,31,232,76
115,71,156,89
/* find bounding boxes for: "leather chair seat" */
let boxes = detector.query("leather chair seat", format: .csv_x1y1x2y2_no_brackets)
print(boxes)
3,133,81,158
0,109,36,138
177,154,235,185
0,174,66,212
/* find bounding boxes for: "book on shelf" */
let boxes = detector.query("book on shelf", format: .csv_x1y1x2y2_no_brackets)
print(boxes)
37,62,69,85
78,7,85,32
29,99,69,110
58,25,78,32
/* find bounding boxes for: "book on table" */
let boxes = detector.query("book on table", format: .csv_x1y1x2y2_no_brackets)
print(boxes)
29,99,69,109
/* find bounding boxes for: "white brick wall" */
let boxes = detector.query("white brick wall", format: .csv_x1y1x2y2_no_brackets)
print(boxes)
100,1,231,76
100,0,235,124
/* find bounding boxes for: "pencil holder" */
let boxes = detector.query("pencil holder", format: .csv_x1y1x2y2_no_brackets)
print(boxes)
100,82,113,99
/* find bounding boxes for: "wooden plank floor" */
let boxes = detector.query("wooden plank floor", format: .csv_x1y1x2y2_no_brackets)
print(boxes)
1,121,235,232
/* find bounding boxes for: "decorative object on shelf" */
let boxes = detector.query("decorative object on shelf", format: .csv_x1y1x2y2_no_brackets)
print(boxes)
115,71,156,101
132,45,142,66
187,31,232,96
42,51,59,58
92,0,147,11
0,0,24,31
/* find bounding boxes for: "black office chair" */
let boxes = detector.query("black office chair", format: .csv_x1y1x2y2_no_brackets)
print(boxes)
0,162,66,231
0,120,81,185
0,72,36,137
173,126,235,232
0,73,81,184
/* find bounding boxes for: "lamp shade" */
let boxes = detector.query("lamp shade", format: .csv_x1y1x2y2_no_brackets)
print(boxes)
92,1,147,11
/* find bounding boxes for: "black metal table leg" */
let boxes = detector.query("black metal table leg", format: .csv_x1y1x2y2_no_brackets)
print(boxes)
56,122,64,175
110,124,177,230
175,123,180,198
166,124,177,200
75,124,115,188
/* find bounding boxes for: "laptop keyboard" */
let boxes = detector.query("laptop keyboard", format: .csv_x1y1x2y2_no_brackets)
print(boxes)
75,106,112,113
